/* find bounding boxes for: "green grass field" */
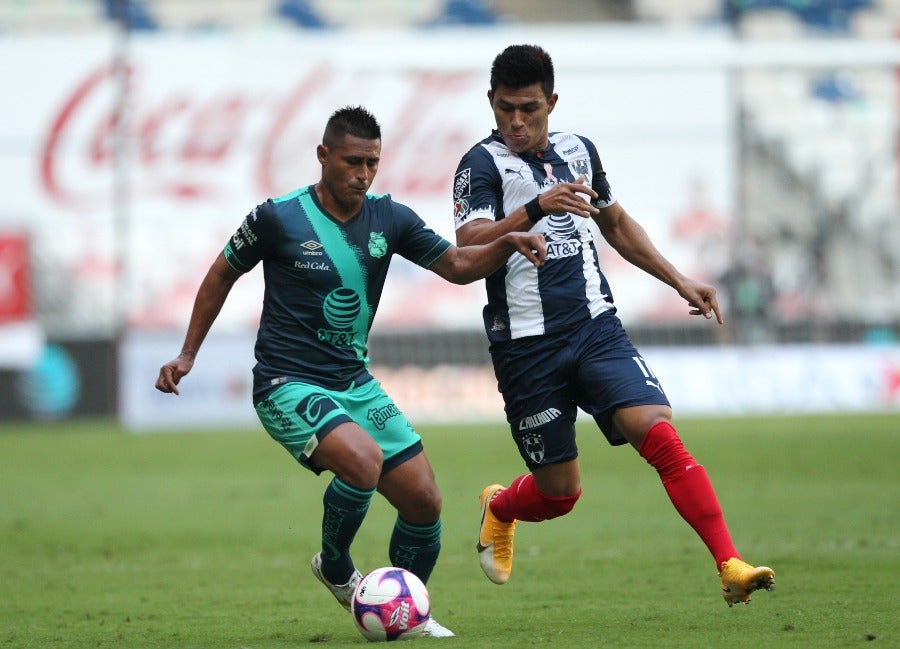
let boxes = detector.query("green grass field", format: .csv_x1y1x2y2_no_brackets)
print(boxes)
1,414,898,649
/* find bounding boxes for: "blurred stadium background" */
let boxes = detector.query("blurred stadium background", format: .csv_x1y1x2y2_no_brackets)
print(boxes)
0,0,898,427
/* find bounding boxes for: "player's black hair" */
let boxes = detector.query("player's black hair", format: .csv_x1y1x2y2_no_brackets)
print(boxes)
490,44,555,97
322,106,381,148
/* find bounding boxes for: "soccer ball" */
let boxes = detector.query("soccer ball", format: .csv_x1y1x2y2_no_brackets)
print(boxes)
351,567,431,642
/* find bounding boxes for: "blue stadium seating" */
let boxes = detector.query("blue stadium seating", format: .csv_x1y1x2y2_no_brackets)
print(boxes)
102,0,157,31
276,0,330,29
426,0,498,26
724,0,874,32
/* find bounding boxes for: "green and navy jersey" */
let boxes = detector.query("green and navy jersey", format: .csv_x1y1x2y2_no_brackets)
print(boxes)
453,130,617,342
224,185,452,401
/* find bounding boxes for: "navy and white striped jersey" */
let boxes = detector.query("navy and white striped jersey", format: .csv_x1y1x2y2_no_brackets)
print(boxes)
453,130,618,342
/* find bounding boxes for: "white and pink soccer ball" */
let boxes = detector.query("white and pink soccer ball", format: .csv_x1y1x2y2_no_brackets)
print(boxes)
351,567,431,642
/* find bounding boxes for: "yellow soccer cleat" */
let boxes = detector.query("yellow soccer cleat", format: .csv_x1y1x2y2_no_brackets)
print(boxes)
719,558,775,607
476,484,518,584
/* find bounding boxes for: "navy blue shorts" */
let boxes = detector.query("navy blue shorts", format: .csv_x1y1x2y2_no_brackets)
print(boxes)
489,313,670,469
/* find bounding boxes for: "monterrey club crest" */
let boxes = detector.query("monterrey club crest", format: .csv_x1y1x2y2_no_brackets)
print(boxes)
522,432,545,464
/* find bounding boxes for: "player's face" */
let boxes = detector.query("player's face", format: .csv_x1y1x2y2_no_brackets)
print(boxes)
488,83,557,154
317,134,381,216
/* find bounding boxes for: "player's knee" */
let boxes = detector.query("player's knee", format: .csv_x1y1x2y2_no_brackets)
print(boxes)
417,493,442,522
333,446,383,489
540,489,581,519
400,483,442,523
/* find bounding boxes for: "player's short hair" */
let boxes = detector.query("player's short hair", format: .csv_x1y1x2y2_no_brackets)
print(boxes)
322,106,381,148
490,44,554,98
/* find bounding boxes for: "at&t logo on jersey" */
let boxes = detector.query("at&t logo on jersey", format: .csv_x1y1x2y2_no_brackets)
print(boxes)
543,214,582,259
318,287,361,347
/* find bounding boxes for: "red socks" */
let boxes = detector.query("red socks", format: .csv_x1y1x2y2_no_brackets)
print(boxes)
490,473,581,523
487,422,740,567
639,421,739,566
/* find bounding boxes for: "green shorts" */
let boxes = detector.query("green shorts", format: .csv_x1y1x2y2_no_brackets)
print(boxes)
254,378,422,475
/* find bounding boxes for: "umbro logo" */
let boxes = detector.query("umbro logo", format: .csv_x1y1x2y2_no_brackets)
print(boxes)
300,240,324,256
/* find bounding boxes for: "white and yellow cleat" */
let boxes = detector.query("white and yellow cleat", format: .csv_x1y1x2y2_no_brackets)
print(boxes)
719,558,775,607
476,484,517,585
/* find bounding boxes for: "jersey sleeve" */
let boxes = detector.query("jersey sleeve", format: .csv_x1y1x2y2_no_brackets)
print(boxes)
223,199,278,273
582,137,616,209
390,199,452,269
453,145,502,230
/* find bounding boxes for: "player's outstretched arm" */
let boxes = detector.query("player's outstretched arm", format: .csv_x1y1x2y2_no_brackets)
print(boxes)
594,202,723,324
155,253,243,395
429,231,547,285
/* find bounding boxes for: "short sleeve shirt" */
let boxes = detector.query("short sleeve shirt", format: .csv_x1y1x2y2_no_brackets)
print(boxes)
225,185,452,400
453,130,618,342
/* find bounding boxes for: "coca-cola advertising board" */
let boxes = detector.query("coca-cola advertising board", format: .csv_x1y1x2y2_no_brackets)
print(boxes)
0,231,42,369
0,27,733,335
0,233,31,322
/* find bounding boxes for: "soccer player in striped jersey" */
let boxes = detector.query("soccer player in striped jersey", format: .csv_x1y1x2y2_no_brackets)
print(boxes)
156,105,547,637
455,45,774,607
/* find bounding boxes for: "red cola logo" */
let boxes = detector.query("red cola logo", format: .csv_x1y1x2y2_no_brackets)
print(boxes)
40,60,479,211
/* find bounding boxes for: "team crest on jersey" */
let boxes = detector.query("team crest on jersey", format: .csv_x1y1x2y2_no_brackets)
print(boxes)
454,168,471,200
569,159,589,178
368,232,387,258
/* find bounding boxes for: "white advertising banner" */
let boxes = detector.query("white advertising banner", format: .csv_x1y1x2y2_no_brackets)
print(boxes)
0,27,734,333
121,332,900,431
646,344,900,416
120,331,258,431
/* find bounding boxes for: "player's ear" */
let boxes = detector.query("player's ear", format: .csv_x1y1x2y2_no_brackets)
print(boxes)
487,89,494,106
547,93,559,114
316,144,328,165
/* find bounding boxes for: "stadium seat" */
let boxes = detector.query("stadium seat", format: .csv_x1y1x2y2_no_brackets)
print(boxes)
726,0,874,33
276,0,329,28
147,0,278,31
426,0,498,25
102,0,157,30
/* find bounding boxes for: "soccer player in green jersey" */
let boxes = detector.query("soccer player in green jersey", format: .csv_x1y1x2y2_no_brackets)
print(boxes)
155,105,547,637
